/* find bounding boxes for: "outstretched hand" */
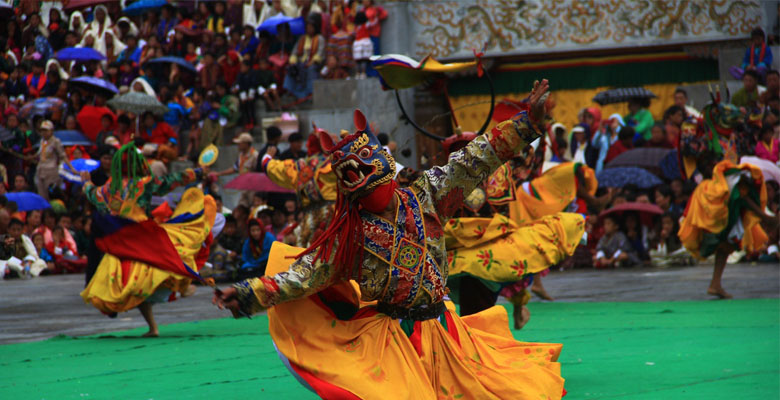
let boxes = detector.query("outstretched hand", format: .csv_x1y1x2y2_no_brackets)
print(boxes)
212,287,243,318
528,79,550,123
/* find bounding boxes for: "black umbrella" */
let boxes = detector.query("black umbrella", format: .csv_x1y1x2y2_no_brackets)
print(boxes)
593,87,656,106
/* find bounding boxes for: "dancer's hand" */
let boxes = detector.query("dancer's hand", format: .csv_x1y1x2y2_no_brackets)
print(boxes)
528,79,550,123
212,288,243,318
79,171,91,183
266,145,277,158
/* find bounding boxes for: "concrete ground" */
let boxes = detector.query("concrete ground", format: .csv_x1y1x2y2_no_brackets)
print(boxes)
0,262,777,345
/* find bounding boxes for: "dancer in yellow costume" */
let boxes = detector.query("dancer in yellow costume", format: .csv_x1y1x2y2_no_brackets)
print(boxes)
259,128,337,247
679,155,775,299
80,144,216,337
215,81,569,399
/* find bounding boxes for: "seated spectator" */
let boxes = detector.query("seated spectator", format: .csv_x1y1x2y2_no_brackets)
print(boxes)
236,60,258,128
732,70,762,109
138,111,177,145
31,231,55,271
755,124,779,163
645,123,674,148
2,219,47,278
649,213,693,267
283,14,324,100
255,58,281,111
237,25,260,57
760,70,779,106
321,54,349,80
279,133,306,160
593,215,641,268
94,114,116,146
623,212,649,261
730,27,773,81
605,126,635,163
24,61,47,99
214,81,240,128
239,218,275,279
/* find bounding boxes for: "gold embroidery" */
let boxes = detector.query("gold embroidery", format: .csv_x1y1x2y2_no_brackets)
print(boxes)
349,133,371,153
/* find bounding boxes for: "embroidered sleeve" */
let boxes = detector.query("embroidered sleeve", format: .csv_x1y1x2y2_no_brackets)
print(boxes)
82,182,111,214
235,252,346,310
419,113,540,221
146,167,203,196
263,158,300,191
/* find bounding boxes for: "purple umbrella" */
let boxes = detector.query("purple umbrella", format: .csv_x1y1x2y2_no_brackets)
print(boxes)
69,76,119,98
55,47,107,62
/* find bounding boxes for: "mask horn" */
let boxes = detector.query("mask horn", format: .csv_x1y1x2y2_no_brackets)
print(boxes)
723,82,731,103
707,82,716,103
319,129,335,153
353,109,367,132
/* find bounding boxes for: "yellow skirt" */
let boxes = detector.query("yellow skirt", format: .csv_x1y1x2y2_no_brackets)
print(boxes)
678,161,768,259
445,213,585,282
265,243,565,400
81,189,216,313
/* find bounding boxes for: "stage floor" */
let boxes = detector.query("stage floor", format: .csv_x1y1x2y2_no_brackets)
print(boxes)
1,298,778,399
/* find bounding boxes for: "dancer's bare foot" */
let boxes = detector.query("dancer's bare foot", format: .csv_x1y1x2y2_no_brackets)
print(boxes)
513,306,531,330
531,280,555,301
707,286,733,299
141,329,159,338
182,284,197,298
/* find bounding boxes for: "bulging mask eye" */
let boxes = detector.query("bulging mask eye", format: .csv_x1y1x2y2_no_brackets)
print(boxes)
358,147,372,159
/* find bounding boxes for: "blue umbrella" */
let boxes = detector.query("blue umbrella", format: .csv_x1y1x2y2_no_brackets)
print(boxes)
55,47,106,62
596,166,663,189
5,192,52,212
60,158,100,183
257,14,305,36
56,130,94,146
123,0,168,16
144,56,197,74
70,76,119,97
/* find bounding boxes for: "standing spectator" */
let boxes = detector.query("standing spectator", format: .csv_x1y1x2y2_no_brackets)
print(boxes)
732,70,761,109
755,125,779,163
362,0,387,76
590,113,623,174
206,2,227,34
257,126,282,159
352,11,372,79
236,60,258,128
284,14,324,100
673,88,700,119
33,120,73,200
279,133,306,160
730,27,773,81
216,132,259,177
157,4,179,43
625,97,654,142
91,145,115,186
568,124,590,164
663,105,684,148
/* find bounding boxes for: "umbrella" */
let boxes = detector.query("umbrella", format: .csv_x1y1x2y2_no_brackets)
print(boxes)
593,87,657,106
144,56,197,74
5,192,51,212
596,166,663,189
123,0,168,16
33,130,94,148
59,158,100,183
224,172,294,193
63,0,113,10
54,47,106,62
599,202,664,226
740,156,780,183
70,76,119,98
107,92,168,115
77,105,116,141
257,14,305,36
18,97,67,119
660,149,681,180
606,147,672,175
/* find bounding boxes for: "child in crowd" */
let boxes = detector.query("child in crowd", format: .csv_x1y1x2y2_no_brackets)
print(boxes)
649,213,694,267
593,215,641,268
352,11,372,79
31,232,54,271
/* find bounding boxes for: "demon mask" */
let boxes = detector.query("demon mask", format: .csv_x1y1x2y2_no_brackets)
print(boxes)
319,110,396,197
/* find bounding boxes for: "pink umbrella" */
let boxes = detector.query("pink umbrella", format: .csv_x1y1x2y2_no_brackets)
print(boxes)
599,202,664,226
224,172,294,193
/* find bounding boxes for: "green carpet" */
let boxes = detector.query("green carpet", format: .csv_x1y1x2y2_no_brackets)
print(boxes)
2,299,778,399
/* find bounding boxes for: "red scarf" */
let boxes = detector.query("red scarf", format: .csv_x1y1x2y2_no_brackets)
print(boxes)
749,42,766,67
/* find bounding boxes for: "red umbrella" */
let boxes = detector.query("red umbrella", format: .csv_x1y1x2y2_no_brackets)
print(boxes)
77,105,116,141
599,202,663,226
224,172,294,193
